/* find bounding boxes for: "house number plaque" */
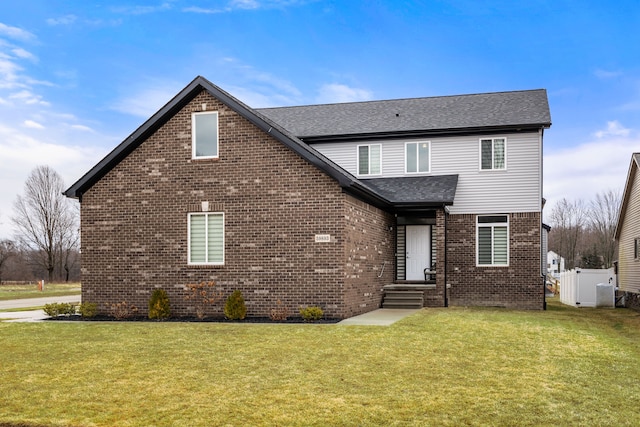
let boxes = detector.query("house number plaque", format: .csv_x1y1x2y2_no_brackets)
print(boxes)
314,234,331,243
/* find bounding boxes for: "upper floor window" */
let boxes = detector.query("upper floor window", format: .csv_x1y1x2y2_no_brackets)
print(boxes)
480,138,506,170
405,142,430,174
635,238,640,259
477,215,509,266
192,112,219,159
357,144,381,176
188,212,224,265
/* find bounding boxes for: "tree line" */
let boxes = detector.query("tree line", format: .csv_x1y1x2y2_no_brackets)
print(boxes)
547,189,621,271
0,166,80,284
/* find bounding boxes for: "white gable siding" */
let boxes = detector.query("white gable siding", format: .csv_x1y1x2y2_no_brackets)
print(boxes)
311,131,542,213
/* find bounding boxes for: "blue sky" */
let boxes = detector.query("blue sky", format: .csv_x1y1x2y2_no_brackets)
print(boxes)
1,0,640,238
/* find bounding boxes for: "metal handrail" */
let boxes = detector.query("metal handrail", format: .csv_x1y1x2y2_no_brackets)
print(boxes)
378,261,387,278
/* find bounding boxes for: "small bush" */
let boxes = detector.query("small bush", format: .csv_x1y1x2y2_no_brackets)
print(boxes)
299,306,324,322
149,289,171,320
43,303,61,317
184,280,224,319
270,299,289,321
224,290,247,320
43,303,76,317
110,301,139,320
78,302,98,318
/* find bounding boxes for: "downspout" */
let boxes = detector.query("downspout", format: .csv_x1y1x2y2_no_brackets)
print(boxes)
444,206,449,307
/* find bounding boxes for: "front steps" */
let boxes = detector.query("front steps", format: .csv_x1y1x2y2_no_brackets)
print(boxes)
382,284,435,309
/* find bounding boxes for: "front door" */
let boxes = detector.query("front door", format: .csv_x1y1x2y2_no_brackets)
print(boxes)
406,225,431,280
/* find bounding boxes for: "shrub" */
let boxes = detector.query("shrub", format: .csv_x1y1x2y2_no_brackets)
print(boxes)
43,303,76,317
269,299,289,321
43,303,61,317
184,281,224,319
299,306,324,322
224,290,247,320
78,302,98,318
149,289,171,320
109,301,139,320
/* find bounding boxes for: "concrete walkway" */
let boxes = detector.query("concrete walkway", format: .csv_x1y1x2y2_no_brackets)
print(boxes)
338,308,420,326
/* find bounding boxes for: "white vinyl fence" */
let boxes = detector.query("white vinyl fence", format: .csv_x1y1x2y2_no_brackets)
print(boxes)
559,268,616,308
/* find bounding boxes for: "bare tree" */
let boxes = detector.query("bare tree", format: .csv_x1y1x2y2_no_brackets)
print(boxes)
0,239,16,284
549,198,587,270
11,166,79,283
589,189,621,268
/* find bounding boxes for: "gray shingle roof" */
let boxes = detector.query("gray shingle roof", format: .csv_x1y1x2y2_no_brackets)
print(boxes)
257,89,551,139
362,175,458,206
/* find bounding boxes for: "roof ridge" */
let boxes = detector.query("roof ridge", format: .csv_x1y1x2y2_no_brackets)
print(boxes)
257,88,548,111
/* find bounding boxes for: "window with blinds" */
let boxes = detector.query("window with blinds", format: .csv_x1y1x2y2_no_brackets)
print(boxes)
188,213,224,265
480,138,506,170
477,215,509,266
357,144,381,176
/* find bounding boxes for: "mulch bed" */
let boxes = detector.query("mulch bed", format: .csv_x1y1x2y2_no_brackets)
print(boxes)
46,315,340,324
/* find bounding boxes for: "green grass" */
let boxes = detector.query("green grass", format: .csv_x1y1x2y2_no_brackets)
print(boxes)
0,283,80,301
1,298,639,426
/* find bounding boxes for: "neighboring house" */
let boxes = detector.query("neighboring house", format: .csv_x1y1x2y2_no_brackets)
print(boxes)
614,153,640,310
64,76,551,318
547,250,565,278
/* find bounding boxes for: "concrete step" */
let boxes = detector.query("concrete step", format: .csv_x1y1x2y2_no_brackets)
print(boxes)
382,290,424,309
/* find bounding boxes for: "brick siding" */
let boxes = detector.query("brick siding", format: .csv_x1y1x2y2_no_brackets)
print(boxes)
80,89,393,319
446,212,544,309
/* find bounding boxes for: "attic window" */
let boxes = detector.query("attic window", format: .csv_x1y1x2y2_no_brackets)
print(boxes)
192,112,219,159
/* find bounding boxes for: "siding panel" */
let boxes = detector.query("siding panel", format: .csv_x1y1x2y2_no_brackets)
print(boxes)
312,131,542,213
618,165,640,293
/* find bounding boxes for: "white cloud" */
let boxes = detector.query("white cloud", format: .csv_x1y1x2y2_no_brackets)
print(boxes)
594,68,622,79
231,0,261,9
46,15,78,26
111,80,183,117
544,122,640,220
112,2,173,15
69,124,95,132
594,120,630,138
0,23,36,41
11,48,37,62
9,90,50,106
23,120,44,129
315,83,373,104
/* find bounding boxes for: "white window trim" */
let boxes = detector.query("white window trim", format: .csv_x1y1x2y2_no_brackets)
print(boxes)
404,141,431,174
476,215,509,267
192,111,219,160
188,212,225,266
356,144,382,176
479,137,507,171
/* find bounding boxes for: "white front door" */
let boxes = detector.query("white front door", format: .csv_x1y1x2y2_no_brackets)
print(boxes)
406,225,431,280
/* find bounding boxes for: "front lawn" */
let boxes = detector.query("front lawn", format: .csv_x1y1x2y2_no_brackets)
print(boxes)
0,282,80,301
1,299,639,426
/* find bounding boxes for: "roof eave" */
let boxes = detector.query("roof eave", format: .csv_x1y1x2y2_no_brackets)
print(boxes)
300,123,551,143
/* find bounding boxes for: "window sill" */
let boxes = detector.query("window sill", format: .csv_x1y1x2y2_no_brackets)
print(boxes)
187,264,225,269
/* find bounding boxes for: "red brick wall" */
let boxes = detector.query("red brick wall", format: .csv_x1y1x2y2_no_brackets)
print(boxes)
80,89,379,319
446,212,544,309
342,195,395,317
424,209,446,307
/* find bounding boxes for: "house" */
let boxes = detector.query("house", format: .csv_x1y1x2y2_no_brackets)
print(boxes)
614,153,640,310
64,76,551,319
547,250,565,278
